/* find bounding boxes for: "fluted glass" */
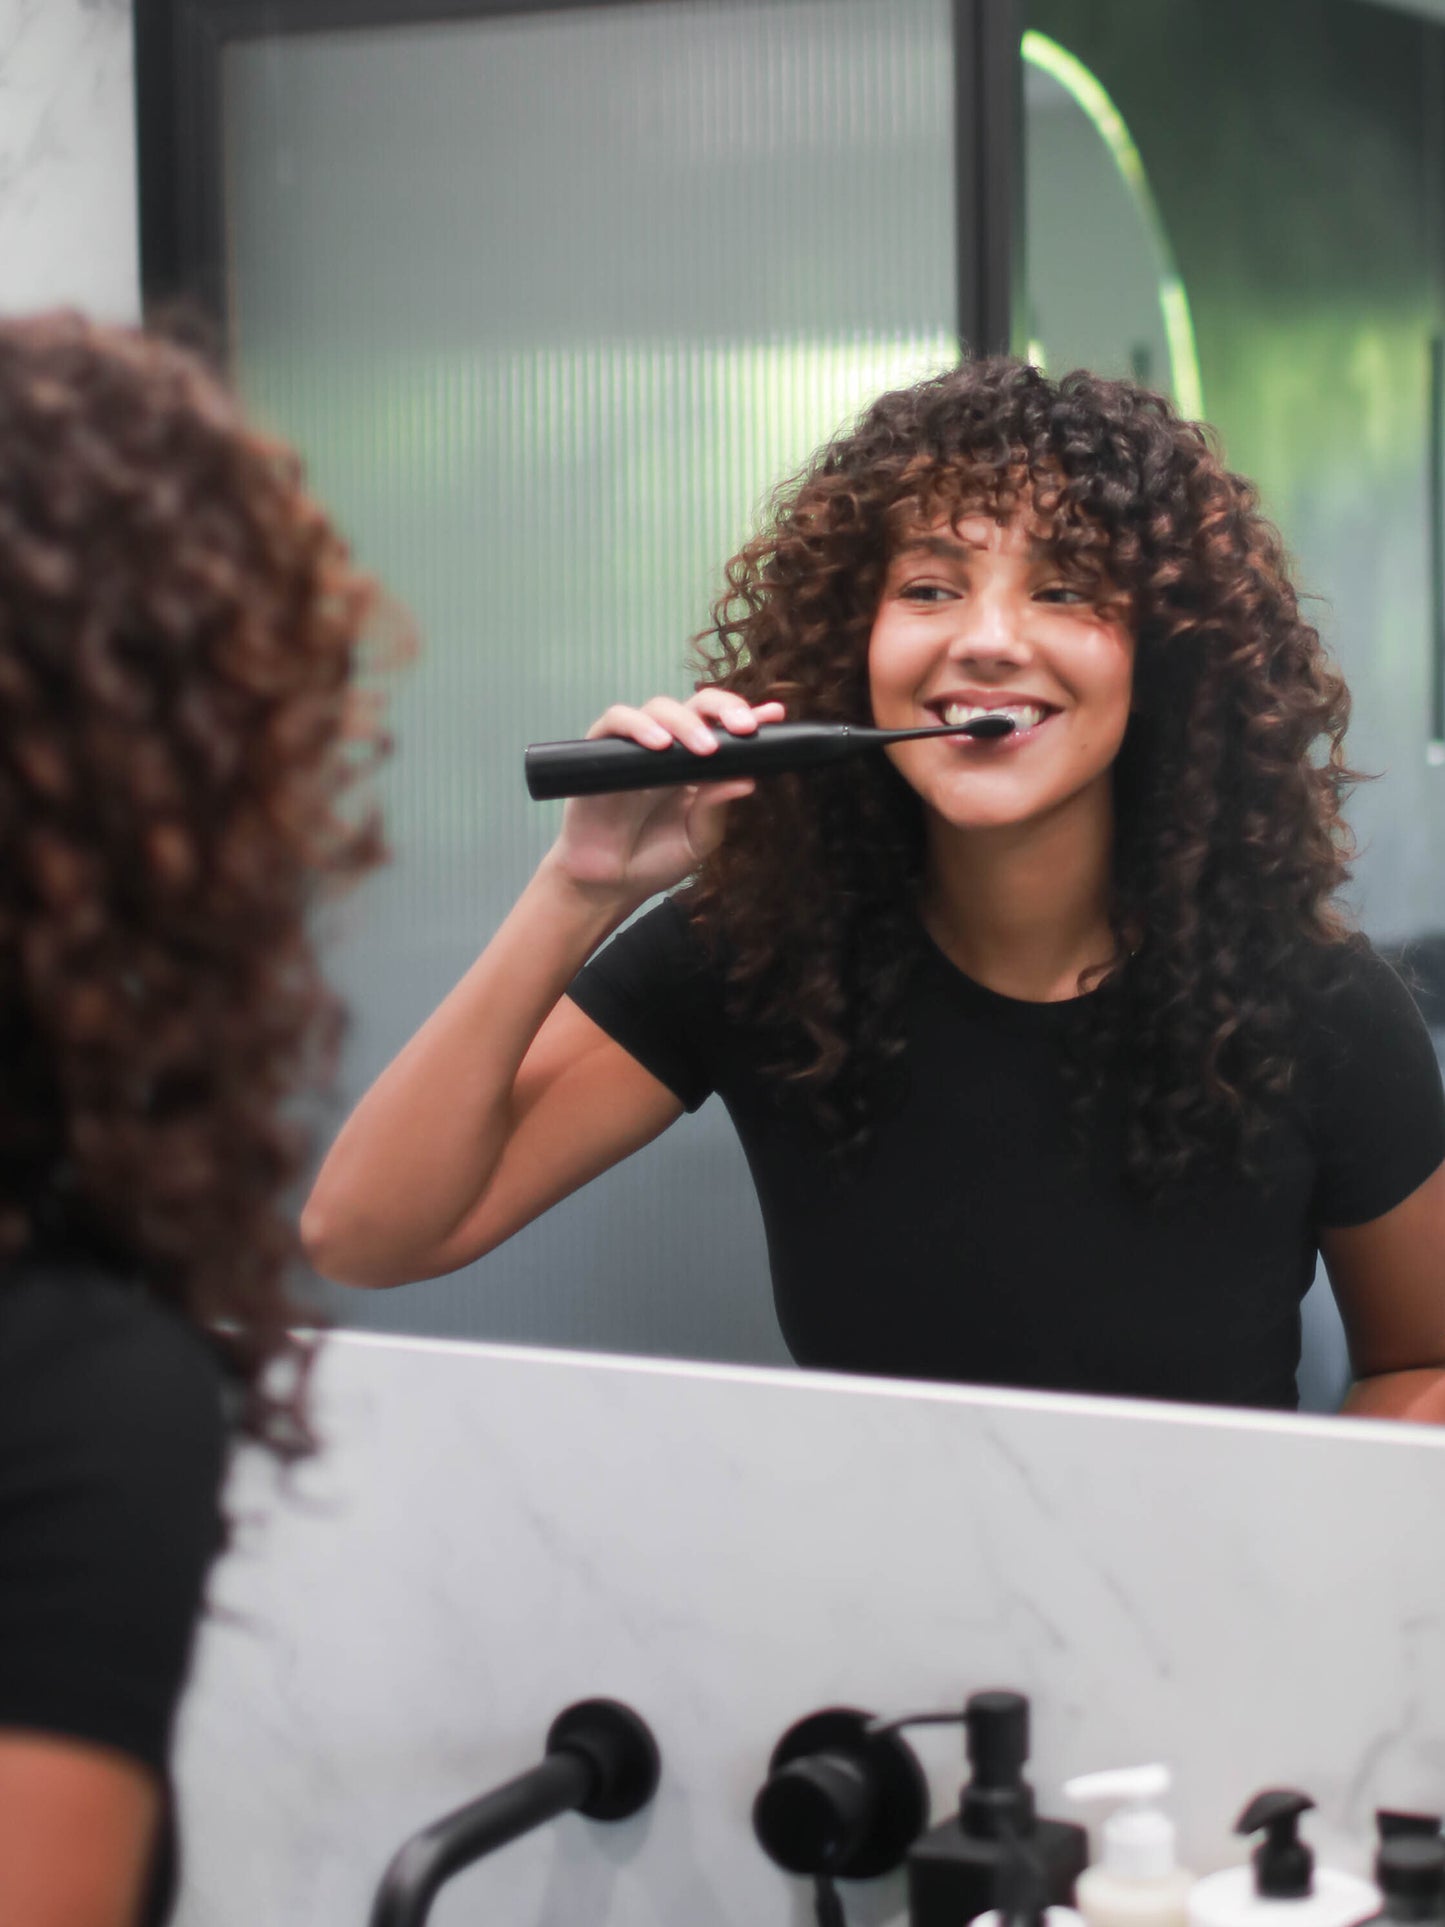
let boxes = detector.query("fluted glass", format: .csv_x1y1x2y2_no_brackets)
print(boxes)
223,0,956,1357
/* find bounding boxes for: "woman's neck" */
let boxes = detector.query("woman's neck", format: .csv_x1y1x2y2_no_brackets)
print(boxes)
920,786,1118,1004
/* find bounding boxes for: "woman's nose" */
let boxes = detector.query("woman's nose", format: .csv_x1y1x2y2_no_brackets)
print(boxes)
947,587,1033,668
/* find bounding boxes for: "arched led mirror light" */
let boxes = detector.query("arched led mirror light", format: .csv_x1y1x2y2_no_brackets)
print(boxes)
1021,30,1204,421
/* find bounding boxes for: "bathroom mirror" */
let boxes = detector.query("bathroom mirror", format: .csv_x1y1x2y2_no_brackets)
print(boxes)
138,0,1445,1420
1019,31,1202,418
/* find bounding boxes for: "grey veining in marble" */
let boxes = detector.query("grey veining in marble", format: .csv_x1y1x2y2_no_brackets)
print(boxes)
171,1336,1445,1927
0,0,139,319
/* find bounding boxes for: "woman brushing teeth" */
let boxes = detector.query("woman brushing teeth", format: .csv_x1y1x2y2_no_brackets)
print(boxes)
305,359,1445,1419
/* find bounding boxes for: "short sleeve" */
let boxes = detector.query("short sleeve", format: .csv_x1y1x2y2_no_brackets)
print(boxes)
566,896,722,1113
1306,941,1445,1228
0,1271,227,1778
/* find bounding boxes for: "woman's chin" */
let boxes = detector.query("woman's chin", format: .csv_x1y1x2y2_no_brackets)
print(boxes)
919,785,1058,835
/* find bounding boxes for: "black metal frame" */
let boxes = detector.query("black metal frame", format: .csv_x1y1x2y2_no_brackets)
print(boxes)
133,0,1020,357
1426,18,1445,758
1428,333,1444,752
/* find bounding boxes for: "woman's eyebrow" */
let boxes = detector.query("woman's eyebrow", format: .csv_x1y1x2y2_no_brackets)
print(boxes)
895,533,979,562
893,532,1059,564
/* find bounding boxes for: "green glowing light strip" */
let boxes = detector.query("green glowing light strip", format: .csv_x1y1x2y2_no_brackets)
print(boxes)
1020,30,1205,421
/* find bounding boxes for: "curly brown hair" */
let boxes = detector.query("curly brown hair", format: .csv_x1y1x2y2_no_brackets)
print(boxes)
0,312,395,1451
690,358,1358,1187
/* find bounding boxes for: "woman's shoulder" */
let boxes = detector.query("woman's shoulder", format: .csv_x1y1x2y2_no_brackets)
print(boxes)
0,1261,228,1791
619,891,722,965
567,892,742,1113
0,1261,228,1469
574,891,728,1002
1294,931,1440,1047
1289,933,1445,1225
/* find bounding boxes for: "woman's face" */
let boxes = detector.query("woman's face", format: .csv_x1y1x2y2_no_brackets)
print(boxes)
867,509,1135,835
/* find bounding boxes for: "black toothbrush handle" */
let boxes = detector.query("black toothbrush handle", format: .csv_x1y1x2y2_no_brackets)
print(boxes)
524,722,868,800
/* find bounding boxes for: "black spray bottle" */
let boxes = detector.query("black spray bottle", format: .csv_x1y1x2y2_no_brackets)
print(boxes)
907,1691,1089,1927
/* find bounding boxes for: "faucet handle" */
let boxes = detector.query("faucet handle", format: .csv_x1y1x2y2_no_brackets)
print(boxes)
753,1706,929,1881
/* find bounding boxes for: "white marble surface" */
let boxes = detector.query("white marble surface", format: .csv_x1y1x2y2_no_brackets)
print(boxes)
0,0,139,319
171,1335,1445,1927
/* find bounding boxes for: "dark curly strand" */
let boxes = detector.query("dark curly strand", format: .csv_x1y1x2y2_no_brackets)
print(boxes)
0,312,398,1452
689,358,1357,1186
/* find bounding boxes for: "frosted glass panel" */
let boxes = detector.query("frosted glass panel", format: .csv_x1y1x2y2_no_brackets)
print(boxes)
223,0,957,1357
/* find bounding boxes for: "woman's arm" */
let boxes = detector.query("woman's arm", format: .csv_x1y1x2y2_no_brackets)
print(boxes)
0,1733,159,1927
1321,1158,1445,1420
301,694,782,1288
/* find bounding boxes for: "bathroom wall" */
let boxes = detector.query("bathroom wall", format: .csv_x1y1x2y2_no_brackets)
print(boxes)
172,1334,1445,1926
0,0,140,319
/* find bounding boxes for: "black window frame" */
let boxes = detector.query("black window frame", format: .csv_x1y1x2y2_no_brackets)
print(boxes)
132,0,1020,359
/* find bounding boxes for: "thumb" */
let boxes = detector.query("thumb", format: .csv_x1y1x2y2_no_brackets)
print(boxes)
684,778,756,860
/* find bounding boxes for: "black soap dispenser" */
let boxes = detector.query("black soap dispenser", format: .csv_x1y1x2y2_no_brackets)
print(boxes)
907,1690,1089,1927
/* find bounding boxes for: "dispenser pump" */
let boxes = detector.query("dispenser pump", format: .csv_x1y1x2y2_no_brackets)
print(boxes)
1239,1791,1316,1899
1189,1788,1380,1927
1065,1765,1180,1880
962,1691,1037,1839
907,1690,1089,1927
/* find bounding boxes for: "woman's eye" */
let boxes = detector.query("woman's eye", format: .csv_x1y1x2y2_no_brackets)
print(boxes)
1035,584,1090,606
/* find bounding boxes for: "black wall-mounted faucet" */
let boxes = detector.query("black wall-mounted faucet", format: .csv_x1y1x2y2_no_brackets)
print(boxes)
367,1698,661,1927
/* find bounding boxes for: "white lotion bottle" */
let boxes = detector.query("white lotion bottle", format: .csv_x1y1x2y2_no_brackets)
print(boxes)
1065,1764,1195,1927
1188,1790,1379,1927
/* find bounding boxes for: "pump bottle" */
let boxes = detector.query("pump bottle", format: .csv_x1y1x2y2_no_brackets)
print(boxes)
906,1690,1088,1927
1356,1836,1445,1925
1188,1790,1379,1927
1064,1765,1195,1927
971,1832,1088,1927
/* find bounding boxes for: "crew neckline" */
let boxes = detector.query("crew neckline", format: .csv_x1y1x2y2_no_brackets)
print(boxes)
916,924,1116,1024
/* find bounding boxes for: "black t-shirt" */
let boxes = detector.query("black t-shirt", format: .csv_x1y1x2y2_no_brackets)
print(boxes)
569,899,1445,1408
0,1262,227,1922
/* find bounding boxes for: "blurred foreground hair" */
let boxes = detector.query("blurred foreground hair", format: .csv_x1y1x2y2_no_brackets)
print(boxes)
0,312,401,1452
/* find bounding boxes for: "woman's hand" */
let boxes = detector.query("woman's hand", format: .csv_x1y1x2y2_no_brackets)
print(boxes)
547,690,785,904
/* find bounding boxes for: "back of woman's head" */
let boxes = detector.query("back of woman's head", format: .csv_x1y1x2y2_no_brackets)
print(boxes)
694,357,1357,1183
0,312,390,1447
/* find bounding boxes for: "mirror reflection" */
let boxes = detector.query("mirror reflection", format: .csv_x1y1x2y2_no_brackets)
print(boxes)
215,0,1445,1419
305,353,1445,1421
1020,30,1202,416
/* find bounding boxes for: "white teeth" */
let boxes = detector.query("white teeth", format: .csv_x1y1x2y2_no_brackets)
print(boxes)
940,702,1047,730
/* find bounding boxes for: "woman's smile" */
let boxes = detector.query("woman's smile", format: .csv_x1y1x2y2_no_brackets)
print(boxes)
929,689,1062,747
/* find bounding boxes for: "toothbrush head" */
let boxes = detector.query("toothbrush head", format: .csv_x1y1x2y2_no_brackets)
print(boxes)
960,713,1017,740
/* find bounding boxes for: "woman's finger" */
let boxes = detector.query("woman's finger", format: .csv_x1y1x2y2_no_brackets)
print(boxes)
580,692,786,756
689,690,787,734
585,702,674,749
639,695,721,755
